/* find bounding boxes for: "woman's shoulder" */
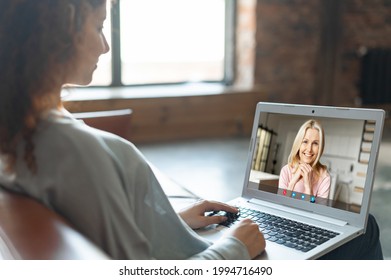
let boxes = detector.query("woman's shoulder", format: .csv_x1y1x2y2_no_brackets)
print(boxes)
280,164,289,171
35,117,118,164
317,165,330,179
280,164,293,175
40,114,144,163
283,164,296,171
40,113,121,145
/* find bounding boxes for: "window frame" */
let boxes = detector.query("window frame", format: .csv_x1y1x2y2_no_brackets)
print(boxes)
101,0,236,88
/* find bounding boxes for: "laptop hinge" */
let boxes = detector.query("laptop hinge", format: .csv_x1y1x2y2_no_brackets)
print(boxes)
249,198,348,227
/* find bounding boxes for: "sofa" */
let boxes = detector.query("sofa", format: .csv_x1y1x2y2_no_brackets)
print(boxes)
0,186,109,260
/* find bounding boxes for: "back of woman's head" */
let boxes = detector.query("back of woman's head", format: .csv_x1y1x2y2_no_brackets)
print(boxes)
0,0,105,173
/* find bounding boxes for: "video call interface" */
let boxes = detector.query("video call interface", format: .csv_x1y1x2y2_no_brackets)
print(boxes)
247,112,375,214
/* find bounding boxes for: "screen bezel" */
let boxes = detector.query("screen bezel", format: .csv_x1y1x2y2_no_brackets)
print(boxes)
242,102,385,228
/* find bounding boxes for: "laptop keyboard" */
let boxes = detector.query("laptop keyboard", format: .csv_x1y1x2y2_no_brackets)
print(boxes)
213,206,340,253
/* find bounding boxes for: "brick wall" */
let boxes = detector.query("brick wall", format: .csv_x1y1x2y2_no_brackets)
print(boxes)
249,0,391,107
235,0,257,88
337,0,391,106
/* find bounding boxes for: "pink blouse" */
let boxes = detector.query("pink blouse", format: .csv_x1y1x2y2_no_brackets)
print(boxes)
279,164,331,198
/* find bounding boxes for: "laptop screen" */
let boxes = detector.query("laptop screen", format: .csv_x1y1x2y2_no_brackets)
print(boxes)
245,103,384,219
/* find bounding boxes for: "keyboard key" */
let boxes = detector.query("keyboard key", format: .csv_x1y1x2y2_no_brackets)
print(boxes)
235,206,339,253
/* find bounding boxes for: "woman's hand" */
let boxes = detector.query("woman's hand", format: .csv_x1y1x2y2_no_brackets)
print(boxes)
225,219,266,259
288,168,302,191
179,200,265,258
299,163,314,195
178,200,238,229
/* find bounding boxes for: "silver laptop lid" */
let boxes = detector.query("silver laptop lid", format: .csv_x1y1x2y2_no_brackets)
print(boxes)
243,102,385,228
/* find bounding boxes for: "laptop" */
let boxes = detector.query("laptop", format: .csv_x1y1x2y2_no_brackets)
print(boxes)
197,102,385,260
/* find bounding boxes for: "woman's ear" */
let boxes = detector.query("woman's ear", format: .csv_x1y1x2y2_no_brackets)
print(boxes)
56,4,77,63
67,4,76,33
67,3,83,32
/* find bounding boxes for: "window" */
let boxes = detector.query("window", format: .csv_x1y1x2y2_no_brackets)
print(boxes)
90,0,234,87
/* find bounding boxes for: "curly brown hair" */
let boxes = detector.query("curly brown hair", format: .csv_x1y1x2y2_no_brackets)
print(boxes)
0,0,106,173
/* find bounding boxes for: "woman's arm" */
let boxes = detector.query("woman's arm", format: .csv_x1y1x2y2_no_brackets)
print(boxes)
316,170,331,198
178,200,266,259
278,165,291,188
178,200,238,229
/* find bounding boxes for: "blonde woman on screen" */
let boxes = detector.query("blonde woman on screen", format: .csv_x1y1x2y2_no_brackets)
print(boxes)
279,119,330,199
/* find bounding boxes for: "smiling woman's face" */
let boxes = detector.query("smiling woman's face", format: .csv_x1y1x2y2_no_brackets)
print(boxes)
299,128,320,164
65,1,110,86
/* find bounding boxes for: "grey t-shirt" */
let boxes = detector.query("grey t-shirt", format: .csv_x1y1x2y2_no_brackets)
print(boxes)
1,109,249,260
